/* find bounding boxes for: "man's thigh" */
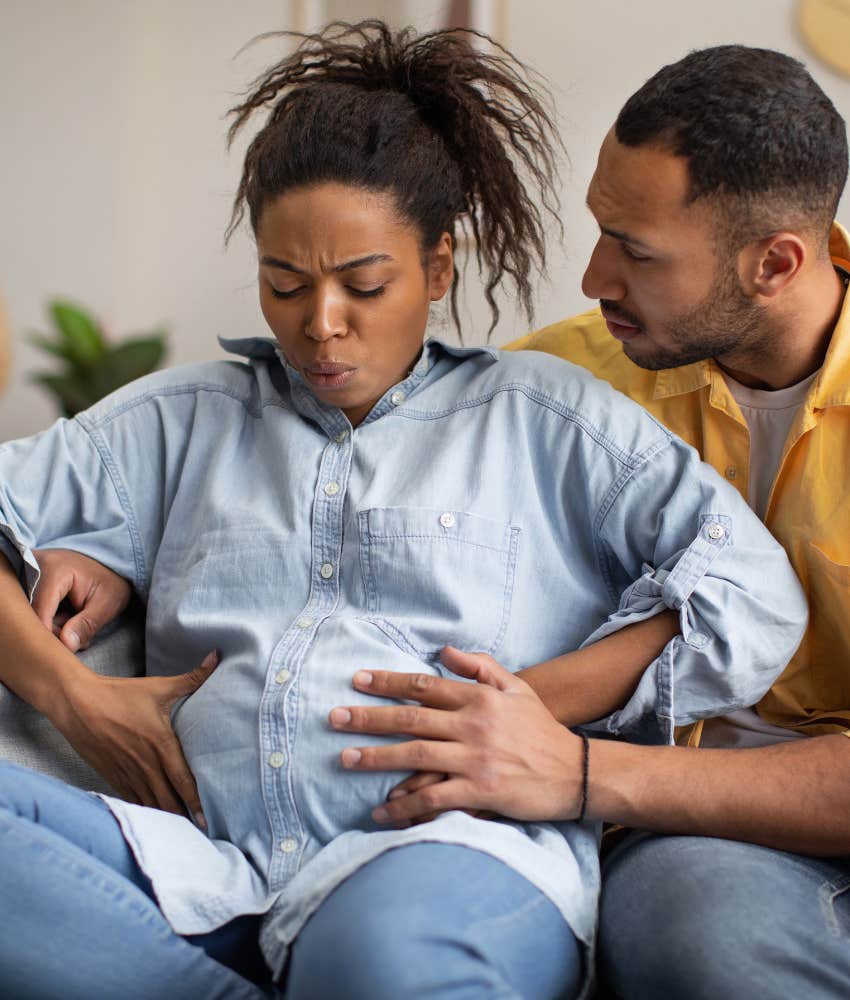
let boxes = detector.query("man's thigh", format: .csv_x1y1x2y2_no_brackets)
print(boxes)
599,831,850,1000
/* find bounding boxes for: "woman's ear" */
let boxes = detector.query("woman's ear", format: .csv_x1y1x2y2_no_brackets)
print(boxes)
739,232,806,300
427,233,454,302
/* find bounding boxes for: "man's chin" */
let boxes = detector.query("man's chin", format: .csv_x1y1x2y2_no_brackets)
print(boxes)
620,338,682,371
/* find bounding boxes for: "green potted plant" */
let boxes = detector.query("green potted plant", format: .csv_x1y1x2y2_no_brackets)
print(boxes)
30,300,168,417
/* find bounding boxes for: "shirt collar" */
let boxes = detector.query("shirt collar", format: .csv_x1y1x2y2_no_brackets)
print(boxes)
217,335,498,433
652,222,850,410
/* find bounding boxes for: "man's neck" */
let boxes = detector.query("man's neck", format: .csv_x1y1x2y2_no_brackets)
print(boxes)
716,264,846,391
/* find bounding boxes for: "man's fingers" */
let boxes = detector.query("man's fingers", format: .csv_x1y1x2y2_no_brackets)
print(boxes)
387,771,446,800
372,777,480,825
439,646,521,692
329,703,458,739
350,668,472,708
340,739,470,774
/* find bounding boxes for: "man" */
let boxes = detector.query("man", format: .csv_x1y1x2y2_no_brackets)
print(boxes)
328,46,850,998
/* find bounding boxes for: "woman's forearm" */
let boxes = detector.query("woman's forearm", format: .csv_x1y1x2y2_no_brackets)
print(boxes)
518,610,679,726
0,553,96,718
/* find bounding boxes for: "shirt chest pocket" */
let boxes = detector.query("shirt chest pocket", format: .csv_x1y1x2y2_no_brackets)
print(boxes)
358,506,521,660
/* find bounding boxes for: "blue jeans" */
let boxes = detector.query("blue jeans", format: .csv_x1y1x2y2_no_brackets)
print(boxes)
0,762,581,999
599,831,850,999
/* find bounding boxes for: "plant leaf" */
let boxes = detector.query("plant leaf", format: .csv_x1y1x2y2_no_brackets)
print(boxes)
27,331,77,362
48,301,106,370
30,372,98,417
98,337,167,392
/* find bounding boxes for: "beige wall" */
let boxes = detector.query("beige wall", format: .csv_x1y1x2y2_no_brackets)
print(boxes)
2,0,849,440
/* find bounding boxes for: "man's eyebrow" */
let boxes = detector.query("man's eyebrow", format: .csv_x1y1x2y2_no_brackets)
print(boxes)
259,253,395,274
598,225,653,251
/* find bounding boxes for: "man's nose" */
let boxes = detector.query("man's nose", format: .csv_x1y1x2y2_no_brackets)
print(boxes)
581,240,625,301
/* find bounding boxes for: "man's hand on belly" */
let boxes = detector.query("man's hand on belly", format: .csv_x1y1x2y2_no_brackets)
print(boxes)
329,646,584,825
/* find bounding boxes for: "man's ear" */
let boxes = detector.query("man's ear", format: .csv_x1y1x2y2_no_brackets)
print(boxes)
739,233,806,299
427,233,454,302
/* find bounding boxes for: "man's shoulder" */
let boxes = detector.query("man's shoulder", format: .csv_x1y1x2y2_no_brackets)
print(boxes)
505,308,658,404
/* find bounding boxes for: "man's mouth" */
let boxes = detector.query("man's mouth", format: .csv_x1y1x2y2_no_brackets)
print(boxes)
600,305,644,342
302,362,358,389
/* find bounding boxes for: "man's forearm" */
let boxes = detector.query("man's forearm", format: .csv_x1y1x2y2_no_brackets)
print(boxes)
519,610,679,727
589,733,850,856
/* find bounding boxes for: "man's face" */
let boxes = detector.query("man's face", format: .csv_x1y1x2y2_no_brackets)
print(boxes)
582,130,761,370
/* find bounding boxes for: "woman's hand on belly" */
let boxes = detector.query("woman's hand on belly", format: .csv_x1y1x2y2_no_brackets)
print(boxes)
329,646,584,825
54,650,220,825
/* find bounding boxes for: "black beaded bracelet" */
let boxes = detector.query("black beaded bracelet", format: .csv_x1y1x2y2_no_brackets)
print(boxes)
577,733,590,822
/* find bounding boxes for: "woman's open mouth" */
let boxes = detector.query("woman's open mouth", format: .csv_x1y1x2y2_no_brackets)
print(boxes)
303,363,358,390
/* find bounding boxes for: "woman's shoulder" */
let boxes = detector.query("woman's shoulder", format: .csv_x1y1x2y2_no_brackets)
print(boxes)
77,357,272,430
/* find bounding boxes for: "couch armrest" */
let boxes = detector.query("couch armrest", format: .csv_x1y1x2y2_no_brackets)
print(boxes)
0,603,145,794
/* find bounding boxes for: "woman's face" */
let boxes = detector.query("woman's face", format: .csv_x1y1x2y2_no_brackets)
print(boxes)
256,183,453,427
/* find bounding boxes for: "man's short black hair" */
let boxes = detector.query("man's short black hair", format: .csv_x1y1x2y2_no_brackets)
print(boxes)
616,45,848,245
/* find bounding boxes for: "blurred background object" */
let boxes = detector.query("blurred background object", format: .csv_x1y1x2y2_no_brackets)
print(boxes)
2,0,849,441
29,300,166,417
0,293,10,395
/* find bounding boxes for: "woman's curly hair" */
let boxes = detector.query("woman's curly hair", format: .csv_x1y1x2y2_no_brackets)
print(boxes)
227,20,563,335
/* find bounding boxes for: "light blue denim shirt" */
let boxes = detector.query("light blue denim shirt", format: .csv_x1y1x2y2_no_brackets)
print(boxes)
0,339,806,980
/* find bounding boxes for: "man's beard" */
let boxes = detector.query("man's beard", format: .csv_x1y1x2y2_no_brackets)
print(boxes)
602,266,765,371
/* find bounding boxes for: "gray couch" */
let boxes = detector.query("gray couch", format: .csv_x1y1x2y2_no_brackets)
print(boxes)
0,608,146,795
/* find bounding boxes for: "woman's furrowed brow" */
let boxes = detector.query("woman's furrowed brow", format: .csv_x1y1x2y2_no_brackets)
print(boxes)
259,253,395,274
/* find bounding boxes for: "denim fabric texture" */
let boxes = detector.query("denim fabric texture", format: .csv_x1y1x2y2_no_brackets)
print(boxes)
0,339,807,982
600,831,850,999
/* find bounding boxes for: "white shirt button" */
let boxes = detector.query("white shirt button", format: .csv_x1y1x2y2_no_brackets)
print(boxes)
268,751,285,769
279,838,298,854
274,668,291,684
324,481,340,496
439,512,456,528
335,430,349,443
725,466,737,480
390,390,406,405
320,563,334,579
707,523,726,540
295,617,314,629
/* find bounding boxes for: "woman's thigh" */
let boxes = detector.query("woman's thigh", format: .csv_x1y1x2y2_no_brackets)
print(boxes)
0,761,266,999
284,842,582,1000
600,831,850,1000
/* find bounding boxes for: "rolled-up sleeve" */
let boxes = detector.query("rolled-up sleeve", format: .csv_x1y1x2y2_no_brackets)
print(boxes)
582,439,808,744
0,416,142,599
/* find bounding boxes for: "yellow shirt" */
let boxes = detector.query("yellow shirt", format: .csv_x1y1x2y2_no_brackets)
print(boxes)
509,224,850,737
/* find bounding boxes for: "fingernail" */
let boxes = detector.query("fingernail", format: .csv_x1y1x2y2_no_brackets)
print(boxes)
341,748,362,767
373,806,389,822
388,788,408,800
202,650,219,668
194,811,207,832
66,630,80,652
353,671,373,687
329,708,352,726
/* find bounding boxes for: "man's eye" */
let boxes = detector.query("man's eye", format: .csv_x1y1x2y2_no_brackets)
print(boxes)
270,286,305,299
621,244,650,262
348,286,386,299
